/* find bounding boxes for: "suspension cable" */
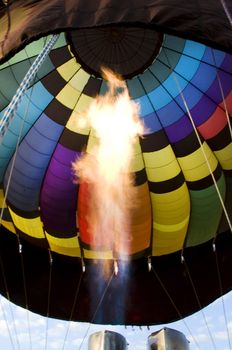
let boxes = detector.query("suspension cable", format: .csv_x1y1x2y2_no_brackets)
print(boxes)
0,295,17,350
44,250,53,350
0,34,59,144
210,48,232,139
78,270,114,350
213,244,232,349
61,268,83,350
0,34,59,350
161,46,232,350
0,79,36,350
150,266,202,350
181,256,218,350
162,48,232,234
220,0,232,26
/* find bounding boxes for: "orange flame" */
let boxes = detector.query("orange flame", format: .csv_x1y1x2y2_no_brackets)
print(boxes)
73,68,144,267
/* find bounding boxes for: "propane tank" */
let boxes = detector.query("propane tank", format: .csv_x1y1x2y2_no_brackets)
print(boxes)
148,327,190,350
88,330,127,350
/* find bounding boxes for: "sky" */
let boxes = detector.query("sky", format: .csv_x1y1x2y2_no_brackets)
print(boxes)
0,290,231,350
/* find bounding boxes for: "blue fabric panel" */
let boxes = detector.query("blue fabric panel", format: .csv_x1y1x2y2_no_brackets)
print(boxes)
3,114,64,211
135,94,154,117
141,112,163,134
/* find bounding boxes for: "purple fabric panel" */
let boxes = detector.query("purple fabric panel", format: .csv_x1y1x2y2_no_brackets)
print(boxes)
164,114,193,143
206,69,232,104
187,69,232,126
155,98,185,127
40,143,82,233
189,95,217,126
218,53,232,73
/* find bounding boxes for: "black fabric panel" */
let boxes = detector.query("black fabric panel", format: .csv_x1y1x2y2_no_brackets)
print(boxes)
140,129,168,152
187,163,222,190
16,227,50,250
217,176,232,234
45,227,77,239
41,69,67,96
6,202,40,218
82,76,102,97
149,171,185,193
45,99,71,125
1,0,232,64
59,128,88,151
172,131,202,157
49,46,72,67
0,208,12,221
114,246,152,260
224,169,232,177
0,224,232,325
134,168,147,186
207,125,231,151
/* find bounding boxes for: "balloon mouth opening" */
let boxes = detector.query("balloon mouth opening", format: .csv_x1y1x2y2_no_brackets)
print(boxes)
66,26,163,79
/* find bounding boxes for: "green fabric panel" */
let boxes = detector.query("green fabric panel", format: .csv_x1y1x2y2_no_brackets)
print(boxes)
148,59,170,84
0,33,66,69
0,90,9,110
0,58,54,108
11,56,54,83
0,67,20,102
164,34,185,53
185,174,226,247
148,37,184,83
25,37,52,58
32,57,54,80
53,33,66,49
139,69,160,93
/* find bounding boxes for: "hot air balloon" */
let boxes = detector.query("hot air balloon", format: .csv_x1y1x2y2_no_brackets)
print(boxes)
0,0,232,326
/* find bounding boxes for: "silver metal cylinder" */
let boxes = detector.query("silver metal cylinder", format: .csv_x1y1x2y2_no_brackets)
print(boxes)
88,330,127,350
148,327,190,350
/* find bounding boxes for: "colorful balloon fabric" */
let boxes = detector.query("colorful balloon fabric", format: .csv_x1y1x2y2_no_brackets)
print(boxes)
0,0,232,325
1,33,231,258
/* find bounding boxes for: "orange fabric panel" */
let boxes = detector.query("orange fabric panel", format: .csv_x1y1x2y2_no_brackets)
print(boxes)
114,182,152,256
78,181,152,256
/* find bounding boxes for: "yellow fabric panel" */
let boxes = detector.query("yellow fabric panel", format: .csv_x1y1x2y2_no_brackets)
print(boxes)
9,208,45,239
143,145,175,167
69,69,90,91
45,232,81,257
214,143,232,170
153,220,189,256
143,145,181,182
115,182,152,255
66,110,90,135
56,84,81,109
178,142,218,181
0,191,15,231
57,58,80,81
74,94,93,114
130,141,144,172
83,248,113,260
146,159,180,182
0,189,6,209
1,220,16,234
151,183,190,255
130,152,145,173
86,134,98,154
